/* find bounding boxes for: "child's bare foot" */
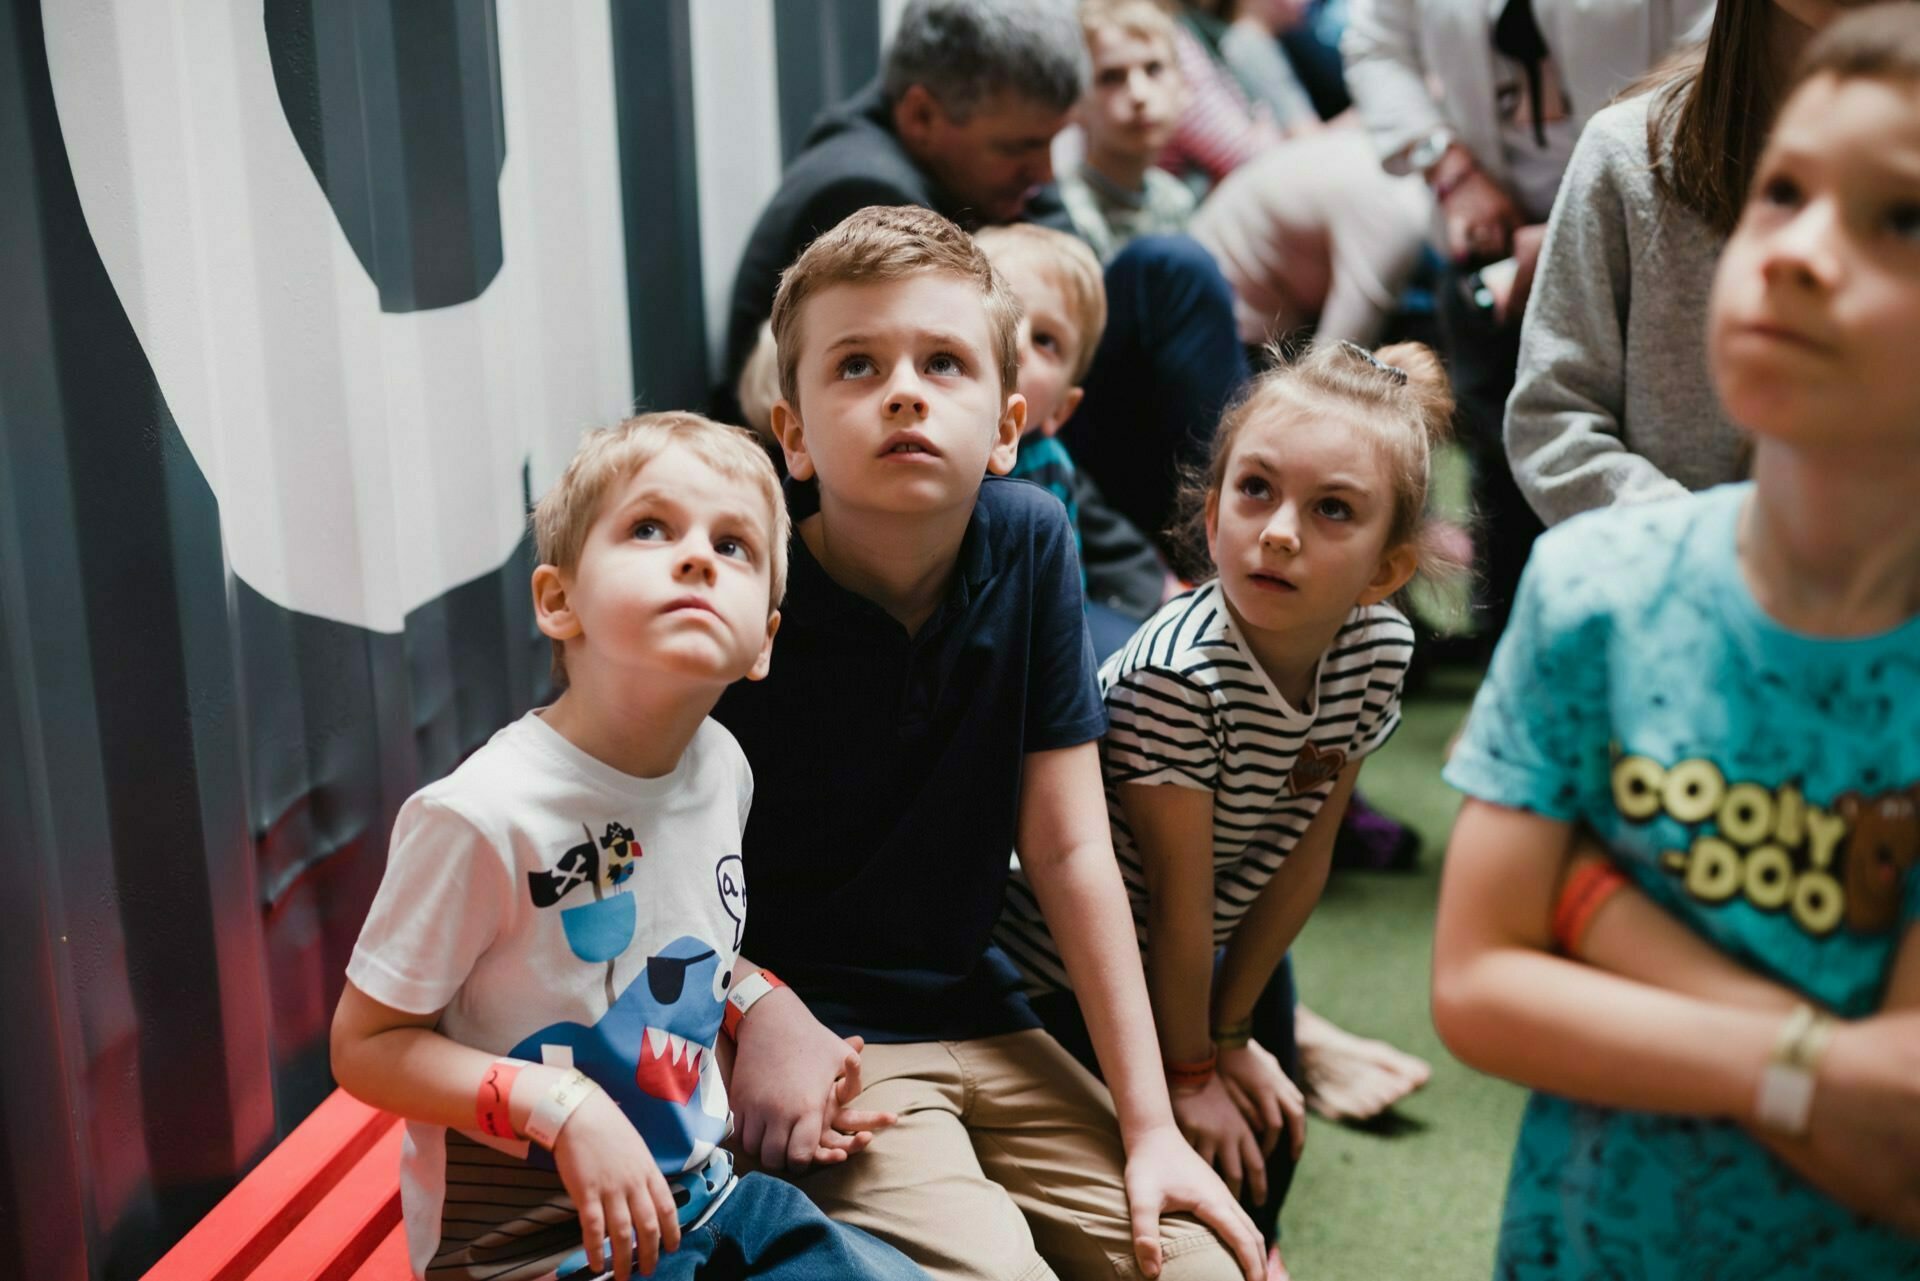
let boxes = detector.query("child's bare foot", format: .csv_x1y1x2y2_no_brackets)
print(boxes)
1294,1004,1430,1122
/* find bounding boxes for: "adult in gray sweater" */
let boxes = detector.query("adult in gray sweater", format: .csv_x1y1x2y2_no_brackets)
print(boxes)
1503,93,1740,526
1506,0,1902,527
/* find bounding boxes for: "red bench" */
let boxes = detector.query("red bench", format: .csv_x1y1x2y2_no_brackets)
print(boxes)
145,1089,410,1281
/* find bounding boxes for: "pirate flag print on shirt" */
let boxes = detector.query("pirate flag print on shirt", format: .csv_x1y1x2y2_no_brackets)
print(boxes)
529,822,646,964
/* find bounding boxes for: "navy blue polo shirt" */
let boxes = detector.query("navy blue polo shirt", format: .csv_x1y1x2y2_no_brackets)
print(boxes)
713,476,1107,1042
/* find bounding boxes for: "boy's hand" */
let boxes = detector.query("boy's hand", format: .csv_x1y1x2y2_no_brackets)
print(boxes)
1218,1039,1306,1163
1169,1076,1269,1205
817,1034,896,1161
1123,1124,1266,1281
550,1086,680,1281
731,991,896,1172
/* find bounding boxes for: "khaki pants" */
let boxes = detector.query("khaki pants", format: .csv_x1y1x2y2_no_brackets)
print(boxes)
786,1030,1242,1281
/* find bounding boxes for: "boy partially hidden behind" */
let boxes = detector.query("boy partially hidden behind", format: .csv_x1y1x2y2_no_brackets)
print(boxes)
974,222,1161,659
972,224,1105,551
332,414,924,1281
715,206,1262,1281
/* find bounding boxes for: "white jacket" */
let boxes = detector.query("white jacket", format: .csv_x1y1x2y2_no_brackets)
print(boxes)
1342,0,1714,193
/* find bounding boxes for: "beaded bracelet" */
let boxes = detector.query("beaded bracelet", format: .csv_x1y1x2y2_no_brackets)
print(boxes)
1210,1017,1254,1051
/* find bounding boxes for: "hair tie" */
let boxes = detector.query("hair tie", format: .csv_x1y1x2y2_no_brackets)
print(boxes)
1338,339,1408,386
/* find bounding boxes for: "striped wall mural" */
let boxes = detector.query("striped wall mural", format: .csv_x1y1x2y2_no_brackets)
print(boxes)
0,2,887,1275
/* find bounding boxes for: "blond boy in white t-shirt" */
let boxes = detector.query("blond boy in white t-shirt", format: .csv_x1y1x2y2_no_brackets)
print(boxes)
330,413,925,1281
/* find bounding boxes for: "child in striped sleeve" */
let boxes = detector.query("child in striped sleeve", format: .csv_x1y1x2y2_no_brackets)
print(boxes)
996,339,1461,1274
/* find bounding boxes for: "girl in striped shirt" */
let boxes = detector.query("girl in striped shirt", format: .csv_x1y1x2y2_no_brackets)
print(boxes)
997,339,1460,1273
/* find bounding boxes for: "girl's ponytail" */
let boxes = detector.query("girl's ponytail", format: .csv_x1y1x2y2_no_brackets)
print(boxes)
1369,342,1455,455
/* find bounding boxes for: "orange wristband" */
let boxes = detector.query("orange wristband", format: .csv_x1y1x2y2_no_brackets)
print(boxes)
1553,862,1628,956
1165,1047,1218,1092
475,1057,525,1139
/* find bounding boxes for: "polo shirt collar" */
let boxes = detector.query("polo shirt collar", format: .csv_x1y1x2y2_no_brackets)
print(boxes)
781,477,997,631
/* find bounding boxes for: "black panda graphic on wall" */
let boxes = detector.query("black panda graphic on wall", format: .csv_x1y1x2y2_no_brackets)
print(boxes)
44,0,633,636
264,0,505,313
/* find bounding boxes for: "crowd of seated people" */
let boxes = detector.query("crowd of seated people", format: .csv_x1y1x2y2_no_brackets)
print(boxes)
331,2,1920,1279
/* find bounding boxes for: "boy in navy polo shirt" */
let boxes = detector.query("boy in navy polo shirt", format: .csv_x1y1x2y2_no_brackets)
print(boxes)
713,206,1262,1281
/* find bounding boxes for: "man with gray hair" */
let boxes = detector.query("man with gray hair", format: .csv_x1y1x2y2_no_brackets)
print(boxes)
723,0,1086,390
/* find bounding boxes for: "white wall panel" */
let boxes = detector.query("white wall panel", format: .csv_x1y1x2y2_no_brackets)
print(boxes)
45,0,632,634
689,0,785,384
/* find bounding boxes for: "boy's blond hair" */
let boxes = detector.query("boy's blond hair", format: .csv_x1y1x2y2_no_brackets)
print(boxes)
974,224,1109,386
770,205,1023,412
533,412,790,682
735,321,781,447
1078,0,1180,61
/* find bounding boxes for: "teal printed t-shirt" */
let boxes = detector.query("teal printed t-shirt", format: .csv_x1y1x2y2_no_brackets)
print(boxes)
1445,483,1920,1280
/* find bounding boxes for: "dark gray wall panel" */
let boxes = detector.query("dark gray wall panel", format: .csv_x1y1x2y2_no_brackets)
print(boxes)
610,0,709,412
775,0,882,164
1,11,99,1277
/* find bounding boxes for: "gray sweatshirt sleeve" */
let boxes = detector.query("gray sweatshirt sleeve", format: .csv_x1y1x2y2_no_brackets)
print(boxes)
1505,104,1692,526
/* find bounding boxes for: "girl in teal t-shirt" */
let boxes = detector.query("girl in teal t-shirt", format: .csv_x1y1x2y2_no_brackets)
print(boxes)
1437,10,1920,1276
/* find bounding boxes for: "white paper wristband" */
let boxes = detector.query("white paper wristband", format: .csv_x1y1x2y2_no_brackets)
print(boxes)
1754,1005,1834,1138
525,1068,598,1151
727,971,781,1022
1756,1062,1818,1136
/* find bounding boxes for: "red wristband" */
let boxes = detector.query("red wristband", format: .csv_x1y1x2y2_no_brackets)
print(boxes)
1165,1047,1218,1092
475,1058,525,1139
1552,862,1628,956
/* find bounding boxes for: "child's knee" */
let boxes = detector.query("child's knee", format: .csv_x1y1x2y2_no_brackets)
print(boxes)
1134,1223,1248,1281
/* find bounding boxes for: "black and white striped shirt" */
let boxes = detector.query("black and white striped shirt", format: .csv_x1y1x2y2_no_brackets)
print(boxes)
996,582,1413,993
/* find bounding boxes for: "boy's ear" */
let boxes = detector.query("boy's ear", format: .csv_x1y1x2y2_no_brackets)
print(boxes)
1358,542,1420,606
1041,385,1085,438
746,610,781,683
532,564,581,642
988,392,1027,476
770,399,814,481
1204,487,1220,566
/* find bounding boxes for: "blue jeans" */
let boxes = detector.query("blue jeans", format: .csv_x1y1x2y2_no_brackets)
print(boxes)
1028,955,1300,1243
1064,235,1249,552
554,1172,928,1280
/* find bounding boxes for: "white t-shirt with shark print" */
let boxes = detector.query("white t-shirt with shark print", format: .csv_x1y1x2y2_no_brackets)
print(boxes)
348,710,751,1281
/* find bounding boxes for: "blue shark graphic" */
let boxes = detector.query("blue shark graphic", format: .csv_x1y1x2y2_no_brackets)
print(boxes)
510,935,729,1175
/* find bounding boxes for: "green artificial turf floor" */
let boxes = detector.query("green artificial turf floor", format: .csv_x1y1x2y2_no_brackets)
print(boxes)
1278,662,1529,1278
